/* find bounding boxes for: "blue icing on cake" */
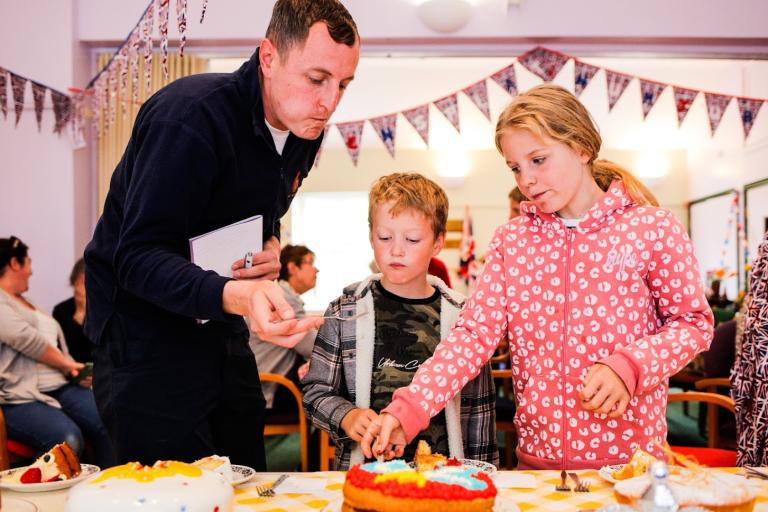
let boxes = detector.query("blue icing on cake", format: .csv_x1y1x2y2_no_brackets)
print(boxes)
426,467,488,491
360,460,413,474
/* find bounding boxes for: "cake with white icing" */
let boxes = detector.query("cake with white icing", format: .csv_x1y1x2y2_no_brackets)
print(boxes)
343,459,496,512
64,461,233,512
613,468,756,512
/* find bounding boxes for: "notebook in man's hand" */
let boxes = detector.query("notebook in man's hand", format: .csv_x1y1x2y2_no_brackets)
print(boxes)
189,215,263,278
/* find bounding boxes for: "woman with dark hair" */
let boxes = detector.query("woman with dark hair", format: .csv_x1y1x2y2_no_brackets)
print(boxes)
0,236,114,467
53,258,93,363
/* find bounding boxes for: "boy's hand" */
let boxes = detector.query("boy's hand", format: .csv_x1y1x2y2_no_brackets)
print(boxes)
580,363,630,418
341,408,379,442
361,413,407,460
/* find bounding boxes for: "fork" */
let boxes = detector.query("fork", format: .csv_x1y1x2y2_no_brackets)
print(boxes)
320,309,368,322
555,469,571,491
256,473,289,497
568,472,591,492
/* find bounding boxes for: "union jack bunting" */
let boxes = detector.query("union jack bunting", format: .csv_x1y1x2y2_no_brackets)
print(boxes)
639,79,666,119
737,97,764,140
490,64,517,96
369,113,398,158
573,60,600,97
402,104,430,147
518,46,569,82
672,86,698,126
434,93,460,133
336,120,365,166
605,70,632,112
704,92,733,136
462,80,490,120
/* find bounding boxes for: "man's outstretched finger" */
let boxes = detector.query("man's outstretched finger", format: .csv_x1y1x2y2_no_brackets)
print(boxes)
375,418,395,455
361,422,380,458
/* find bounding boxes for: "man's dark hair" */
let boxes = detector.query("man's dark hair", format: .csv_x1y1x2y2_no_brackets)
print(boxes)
279,244,314,281
265,0,358,56
0,236,29,277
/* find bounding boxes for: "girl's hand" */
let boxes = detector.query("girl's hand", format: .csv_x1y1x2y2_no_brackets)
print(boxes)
341,408,379,442
361,413,407,460
580,363,631,418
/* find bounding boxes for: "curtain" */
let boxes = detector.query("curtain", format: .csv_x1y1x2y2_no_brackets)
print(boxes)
96,52,208,213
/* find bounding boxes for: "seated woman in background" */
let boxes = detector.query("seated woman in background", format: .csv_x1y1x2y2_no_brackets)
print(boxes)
53,258,92,363
0,236,114,467
249,244,319,416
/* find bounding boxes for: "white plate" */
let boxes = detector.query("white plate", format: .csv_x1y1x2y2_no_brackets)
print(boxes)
407,458,497,474
230,464,256,486
2,497,39,512
0,464,100,492
598,464,625,484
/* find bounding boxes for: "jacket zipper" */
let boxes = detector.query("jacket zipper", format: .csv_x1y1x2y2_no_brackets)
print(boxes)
562,227,573,467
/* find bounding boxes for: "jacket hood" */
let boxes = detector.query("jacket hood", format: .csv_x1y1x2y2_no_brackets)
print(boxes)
519,179,636,234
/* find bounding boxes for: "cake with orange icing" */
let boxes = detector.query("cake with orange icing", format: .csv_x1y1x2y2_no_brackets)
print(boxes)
64,461,233,512
343,459,496,512
11,442,81,483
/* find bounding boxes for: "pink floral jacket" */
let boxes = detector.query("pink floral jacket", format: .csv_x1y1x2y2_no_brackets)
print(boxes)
384,181,714,469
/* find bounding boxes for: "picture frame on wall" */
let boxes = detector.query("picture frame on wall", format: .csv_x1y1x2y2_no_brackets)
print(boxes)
687,189,740,301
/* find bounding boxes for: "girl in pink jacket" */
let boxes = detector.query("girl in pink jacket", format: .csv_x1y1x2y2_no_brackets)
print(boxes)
363,84,714,470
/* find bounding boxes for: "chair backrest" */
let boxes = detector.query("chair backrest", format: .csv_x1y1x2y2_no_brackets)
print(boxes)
319,430,335,471
667,391,735,449
259,373,308,472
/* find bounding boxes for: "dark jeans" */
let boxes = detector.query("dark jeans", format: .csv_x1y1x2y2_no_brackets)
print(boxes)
93,315,266,469
4,383,116,468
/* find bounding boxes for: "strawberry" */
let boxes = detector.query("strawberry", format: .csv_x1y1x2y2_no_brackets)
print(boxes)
20,467,42,484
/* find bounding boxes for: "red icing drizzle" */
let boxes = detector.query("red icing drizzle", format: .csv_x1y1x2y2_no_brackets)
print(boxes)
346,465,497,500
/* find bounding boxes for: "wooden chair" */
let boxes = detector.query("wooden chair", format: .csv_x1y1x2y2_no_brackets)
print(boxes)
0,406,37,470
667,390,737,466
319,430,335,471
491,368,517,469
259,373,309,472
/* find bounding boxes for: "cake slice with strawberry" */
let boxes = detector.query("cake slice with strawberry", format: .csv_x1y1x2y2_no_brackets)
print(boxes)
13,442,81,483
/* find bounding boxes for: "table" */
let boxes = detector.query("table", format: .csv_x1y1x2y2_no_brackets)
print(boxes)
4,469,768,512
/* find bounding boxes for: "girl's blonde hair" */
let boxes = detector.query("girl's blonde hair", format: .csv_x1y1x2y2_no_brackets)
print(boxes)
494,84,658,207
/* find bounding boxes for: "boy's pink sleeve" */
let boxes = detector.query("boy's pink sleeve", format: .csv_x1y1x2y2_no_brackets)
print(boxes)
600,210,714,396
383,226,509,442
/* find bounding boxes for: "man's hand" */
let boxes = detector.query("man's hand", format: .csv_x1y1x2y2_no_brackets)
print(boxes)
341,408,379,442
223,279,324,348
579,363,631,418
361,412,408,460
231,236,281,281
78,375,93,389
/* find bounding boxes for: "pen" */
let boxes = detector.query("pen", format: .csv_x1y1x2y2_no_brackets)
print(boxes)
244,251,253,269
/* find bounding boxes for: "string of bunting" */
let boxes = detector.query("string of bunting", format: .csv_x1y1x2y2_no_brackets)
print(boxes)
0,0,208,142
322,46,766,167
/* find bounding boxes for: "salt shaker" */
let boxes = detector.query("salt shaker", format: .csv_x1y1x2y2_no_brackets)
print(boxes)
639,461,678,512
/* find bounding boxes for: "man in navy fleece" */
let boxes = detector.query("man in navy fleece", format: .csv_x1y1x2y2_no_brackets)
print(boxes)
84,0,359,469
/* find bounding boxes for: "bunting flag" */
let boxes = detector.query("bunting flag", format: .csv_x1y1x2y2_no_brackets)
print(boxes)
402,104,430,147
573,60,600,97
672,86,699,127
200,0,209,23
31,81,46,131
737,97,764,140
705,92,733,136
117,50,129,115
130,33,141,107
158,0,171,78
605,70,633,111
369,113,398,158
176,0,188,57
107,62,117,128
490,64,517,96
462,79,491,120
434,93,460,133
638,79,667,119
0,68,7,119
518,46,569,82
142,3,155,93
336,120,365,166
51,90,71,135
11,73,27,126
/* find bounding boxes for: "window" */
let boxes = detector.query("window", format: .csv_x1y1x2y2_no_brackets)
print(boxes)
290,192,373,312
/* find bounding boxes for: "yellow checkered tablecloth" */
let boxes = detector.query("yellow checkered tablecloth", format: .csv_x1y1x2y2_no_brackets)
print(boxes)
233,469,768,511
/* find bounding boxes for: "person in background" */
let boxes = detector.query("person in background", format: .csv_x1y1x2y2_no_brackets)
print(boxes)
53,258,92,363
508,186,526,219
363,85,713,470
0,236,115,468
303,173,498,469
427,256,452,288
732,231,768,466
250,244,319,415
83,0,359,468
